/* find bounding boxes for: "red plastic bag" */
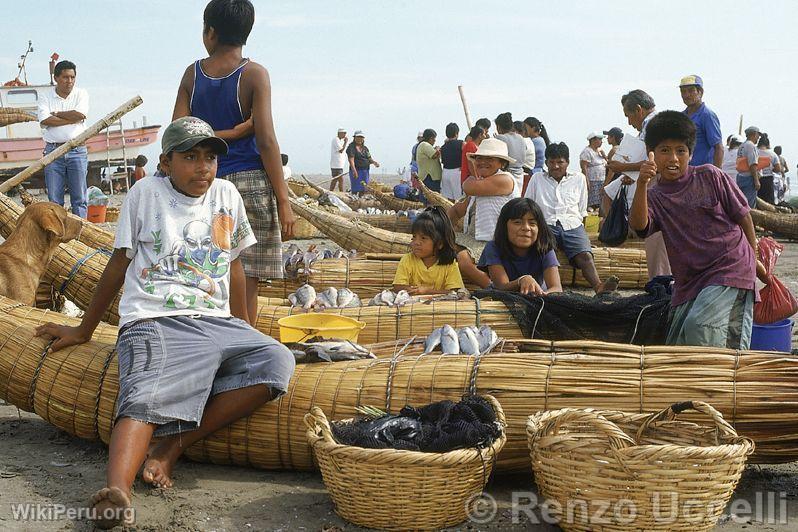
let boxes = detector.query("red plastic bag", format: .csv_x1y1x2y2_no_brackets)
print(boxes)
753,237,798,324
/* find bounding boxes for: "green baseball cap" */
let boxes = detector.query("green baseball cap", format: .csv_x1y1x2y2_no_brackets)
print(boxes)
161,116,228,155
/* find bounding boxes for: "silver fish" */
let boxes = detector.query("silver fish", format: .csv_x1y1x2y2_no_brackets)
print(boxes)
457,327,480,356
336,288,361,308
314,287,338,309
291,284,317,310
477,325,499,353
369,289,396,306
302,245,319,269
329,194,353,212
440,325,460,355
292,340,376,363
423,327,443,354
393,290,416,307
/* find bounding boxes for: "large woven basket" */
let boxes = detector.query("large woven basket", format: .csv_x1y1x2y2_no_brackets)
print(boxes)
305,395,507,530
526,401,754,531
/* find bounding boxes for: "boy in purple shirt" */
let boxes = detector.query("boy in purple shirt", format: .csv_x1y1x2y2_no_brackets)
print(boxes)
630,111,767,349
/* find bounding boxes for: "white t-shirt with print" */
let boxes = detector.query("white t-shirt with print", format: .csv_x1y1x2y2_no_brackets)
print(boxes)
114,176,256,327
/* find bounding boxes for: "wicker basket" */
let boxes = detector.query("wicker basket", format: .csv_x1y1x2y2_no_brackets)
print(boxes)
526,401,754,531
305,395,507,530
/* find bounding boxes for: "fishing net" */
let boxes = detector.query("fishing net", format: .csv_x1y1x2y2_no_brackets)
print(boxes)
331,395,502,452
475,282,672,345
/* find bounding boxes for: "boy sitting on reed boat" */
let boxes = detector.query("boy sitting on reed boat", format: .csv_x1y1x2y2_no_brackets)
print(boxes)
630,111,768,349
35,117,295,529
524,142,619,295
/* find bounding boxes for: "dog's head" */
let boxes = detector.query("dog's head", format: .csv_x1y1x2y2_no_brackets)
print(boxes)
19,202,83,243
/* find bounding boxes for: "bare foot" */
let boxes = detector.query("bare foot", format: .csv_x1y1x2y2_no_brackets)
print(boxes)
596,275,620,295
90,486,134,529
141,441,178,489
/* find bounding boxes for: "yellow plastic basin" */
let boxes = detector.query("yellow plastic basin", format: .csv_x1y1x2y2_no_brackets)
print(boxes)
277,313,366,343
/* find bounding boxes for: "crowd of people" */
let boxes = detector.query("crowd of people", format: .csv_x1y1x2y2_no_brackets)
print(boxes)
369,73,792,353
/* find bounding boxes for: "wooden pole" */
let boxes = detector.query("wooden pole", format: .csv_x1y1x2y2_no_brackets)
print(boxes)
738,114,743,135
0,95,143,193
457,85,473,130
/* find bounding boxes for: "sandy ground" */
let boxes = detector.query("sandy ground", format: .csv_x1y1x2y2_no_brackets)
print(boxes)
2,183,798,531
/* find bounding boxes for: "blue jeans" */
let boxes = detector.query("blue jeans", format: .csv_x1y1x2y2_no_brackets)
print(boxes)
43,143,88,218
736,174,757,208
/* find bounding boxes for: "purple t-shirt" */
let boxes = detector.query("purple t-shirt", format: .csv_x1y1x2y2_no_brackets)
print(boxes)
644,165,755,306
478,240,560,286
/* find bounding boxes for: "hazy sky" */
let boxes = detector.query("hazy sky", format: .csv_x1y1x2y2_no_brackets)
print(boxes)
4,0,797,177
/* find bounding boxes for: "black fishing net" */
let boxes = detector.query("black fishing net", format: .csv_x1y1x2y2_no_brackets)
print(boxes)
331,395,502,452
475,280,672,345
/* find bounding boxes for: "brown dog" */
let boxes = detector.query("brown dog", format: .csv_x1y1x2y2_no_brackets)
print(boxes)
0,202,83,306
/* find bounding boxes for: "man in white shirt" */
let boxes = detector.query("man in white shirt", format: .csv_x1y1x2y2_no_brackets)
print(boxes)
525,142,618,294
329,128,348,191
37,60,89,218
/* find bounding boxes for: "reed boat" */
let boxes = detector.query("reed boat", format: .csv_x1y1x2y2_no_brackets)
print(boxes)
2,311,796,472
751,209,798,240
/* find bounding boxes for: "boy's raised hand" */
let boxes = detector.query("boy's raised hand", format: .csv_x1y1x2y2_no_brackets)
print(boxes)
639,151,657,184
35,323,91,352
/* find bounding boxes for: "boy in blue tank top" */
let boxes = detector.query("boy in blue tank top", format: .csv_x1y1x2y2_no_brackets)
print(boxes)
173,0,295,323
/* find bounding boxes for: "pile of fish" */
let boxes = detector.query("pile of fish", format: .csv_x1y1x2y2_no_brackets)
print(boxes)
287,339,376,363
283,244,356,277
423,325,499,355
288,284,362,309
353,207,421,218
368,289,418,307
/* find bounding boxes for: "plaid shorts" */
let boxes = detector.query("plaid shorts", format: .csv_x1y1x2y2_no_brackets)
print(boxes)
223,169,283,280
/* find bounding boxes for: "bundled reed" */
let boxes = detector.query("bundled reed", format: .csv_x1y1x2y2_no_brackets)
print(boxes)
0,295,119,343
0,192,115,250
366,183,425,211
290,217,323,239
290,199,412,254
0,111,37,127
253,299,522,343
750,209,798,240
258,247,648,299
415,179,454,210
286,179,382,210
2,316,797,472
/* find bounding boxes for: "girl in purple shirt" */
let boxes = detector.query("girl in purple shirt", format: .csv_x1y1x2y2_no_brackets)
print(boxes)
478,198,562,295
629,111,767,349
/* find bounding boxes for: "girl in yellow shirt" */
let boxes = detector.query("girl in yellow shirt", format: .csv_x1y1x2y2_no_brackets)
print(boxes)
393,207,464,295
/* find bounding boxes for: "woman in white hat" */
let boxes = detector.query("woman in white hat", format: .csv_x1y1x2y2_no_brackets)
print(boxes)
579,132,608,208
346,130,380,195
448,138,519,241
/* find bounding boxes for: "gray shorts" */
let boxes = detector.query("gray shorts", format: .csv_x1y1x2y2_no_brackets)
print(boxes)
548,222,593,261
115,315,295,437
331,168,344,178
667,285,753,349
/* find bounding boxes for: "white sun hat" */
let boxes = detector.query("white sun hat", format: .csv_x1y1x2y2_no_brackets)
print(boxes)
466,137,516,164
587,131,605,141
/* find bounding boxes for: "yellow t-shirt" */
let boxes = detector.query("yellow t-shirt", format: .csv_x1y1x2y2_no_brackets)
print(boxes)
393,253,464,290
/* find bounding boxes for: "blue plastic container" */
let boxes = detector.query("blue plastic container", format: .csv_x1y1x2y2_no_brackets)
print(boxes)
750,319,794,353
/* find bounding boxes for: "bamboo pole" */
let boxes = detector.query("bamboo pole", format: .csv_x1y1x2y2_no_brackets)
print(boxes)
738,114,743,136
0,96,144,193
458,85,473,130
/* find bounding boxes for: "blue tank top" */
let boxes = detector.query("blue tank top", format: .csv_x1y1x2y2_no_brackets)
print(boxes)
190,60,262,177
